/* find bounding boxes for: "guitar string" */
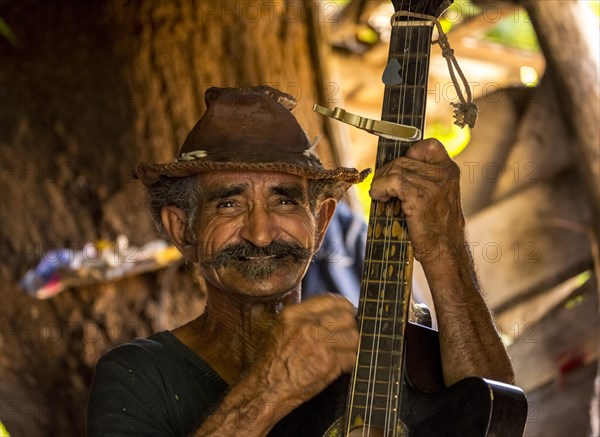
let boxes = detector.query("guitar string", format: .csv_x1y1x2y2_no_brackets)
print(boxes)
395,1,427,431
394,5,412,432
390,0,435,431
350,200,376,434
354,141,383,432
388,0,413,432
376,6,407,431
365,199,380,436
391,0,412,431
384,2,408,433
378,0,414,432
377,12,397,435
395,0,413,430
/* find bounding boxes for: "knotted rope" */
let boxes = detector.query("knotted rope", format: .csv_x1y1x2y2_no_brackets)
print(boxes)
391,10,479,129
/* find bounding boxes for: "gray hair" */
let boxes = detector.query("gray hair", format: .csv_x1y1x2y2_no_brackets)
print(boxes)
147,175,202,238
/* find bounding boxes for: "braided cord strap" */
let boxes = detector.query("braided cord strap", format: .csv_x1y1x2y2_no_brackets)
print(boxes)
391,10,479,129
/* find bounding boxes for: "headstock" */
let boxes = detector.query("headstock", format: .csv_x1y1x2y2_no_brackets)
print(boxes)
391,0,453,18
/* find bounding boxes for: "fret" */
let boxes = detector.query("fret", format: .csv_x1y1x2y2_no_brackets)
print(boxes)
362,260,407,272
365,224,407,241
350,405,391,413
363,264,405,282
382,96,426,117
357,316,405,329
358,350,402,366
355,365,402,384
361,257,408,265
385,87,427,106
359,315,401,321
355,355,402,368
358,319,402,336
360,297,401,307
366,229,410,242
363,243,409,253
362,281,407,288
380,113,424,123
364,237,409,249
357,346,402,359
363,259,408,266
358,302,404,318
355,373,400,381
359,300,407,319
348,394,392,409
358,344,403,355
354,379,400,393
366,215,407,222
357,339,401,354
351,390,395,400
360,295,405,304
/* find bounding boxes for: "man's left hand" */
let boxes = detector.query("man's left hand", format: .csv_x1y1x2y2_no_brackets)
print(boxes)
369,138,466,265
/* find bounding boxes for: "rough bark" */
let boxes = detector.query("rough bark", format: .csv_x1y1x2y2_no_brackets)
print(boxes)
0,1,329,435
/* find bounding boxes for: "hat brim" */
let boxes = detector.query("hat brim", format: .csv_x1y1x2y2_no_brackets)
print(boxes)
133,160,371,187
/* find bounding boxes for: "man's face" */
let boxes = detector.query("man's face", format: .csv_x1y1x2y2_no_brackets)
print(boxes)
192,171,329,299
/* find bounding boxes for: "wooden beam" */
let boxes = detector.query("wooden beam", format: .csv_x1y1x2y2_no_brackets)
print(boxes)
468,168,593,310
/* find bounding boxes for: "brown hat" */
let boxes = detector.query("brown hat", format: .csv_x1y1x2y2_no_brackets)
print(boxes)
133,86,370,187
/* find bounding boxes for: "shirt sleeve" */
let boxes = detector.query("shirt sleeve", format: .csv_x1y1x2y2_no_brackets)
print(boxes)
86,344,176,437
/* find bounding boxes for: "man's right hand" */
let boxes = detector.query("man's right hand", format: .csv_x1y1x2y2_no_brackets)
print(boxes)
258,293,359,407
193,293,358,437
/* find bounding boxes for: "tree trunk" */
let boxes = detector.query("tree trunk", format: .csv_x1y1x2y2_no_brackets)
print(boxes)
0,1,329,435
522,0,600,239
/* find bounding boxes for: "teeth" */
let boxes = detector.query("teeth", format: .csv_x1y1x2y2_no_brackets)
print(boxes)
244,255,276,260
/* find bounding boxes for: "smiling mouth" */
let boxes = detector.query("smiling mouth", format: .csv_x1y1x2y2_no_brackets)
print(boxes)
241,255,277,261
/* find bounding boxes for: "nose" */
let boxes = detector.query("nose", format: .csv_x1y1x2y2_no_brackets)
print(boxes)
238,204,280,248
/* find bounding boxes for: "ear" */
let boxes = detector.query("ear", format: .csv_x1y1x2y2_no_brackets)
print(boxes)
161,206,198,263
314,198,337,250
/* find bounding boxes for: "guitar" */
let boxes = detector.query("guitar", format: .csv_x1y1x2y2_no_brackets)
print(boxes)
319,0,529,435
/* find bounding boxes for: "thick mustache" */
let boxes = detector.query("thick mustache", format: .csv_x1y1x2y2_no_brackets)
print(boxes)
204,240,312,268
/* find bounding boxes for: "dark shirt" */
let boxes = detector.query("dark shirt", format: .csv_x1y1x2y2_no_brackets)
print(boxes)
87,331,346,436
87,331,228,436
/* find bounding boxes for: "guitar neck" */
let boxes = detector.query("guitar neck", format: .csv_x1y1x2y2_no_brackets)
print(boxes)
345,20,435,434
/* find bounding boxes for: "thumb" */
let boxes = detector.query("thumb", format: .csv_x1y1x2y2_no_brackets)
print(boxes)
406,138,449,163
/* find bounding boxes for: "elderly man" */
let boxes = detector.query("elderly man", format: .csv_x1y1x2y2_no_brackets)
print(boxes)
87,86,514,436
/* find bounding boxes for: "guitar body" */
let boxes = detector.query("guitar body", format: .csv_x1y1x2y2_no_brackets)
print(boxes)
324,323,528,437
403,324,528,437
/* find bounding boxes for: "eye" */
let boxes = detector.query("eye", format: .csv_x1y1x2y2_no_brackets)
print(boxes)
279,197,298,206
217,200,236,208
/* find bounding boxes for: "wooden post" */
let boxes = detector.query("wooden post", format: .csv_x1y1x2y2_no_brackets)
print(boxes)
522,0,600,238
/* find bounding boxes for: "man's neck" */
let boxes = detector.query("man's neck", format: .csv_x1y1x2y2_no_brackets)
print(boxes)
173,284,301,384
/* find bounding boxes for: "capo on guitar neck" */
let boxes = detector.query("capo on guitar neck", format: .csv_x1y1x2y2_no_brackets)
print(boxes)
313,104,422,142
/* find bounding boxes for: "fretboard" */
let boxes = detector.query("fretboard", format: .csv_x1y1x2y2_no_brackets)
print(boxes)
345,19,435,434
